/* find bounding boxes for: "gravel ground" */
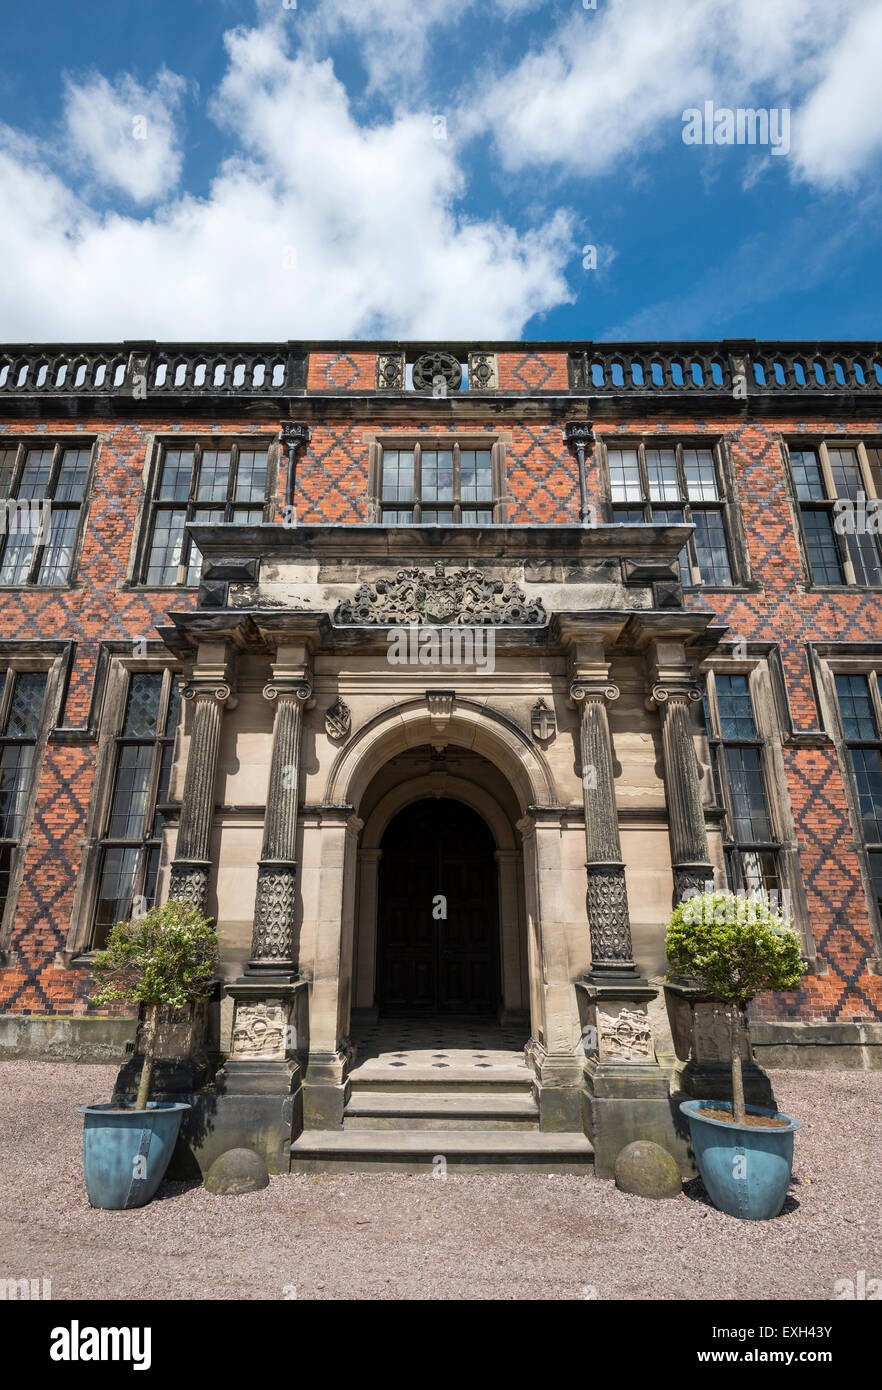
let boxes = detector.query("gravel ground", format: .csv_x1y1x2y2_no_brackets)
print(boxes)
1,1061,879,1301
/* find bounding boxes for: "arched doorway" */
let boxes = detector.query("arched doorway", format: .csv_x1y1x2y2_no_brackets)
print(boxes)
376,798,499,1015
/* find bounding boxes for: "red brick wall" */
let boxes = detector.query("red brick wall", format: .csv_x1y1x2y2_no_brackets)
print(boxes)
1,386,880,1026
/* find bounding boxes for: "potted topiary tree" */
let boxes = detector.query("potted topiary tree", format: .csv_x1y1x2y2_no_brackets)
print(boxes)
666,890,806,1220
79,901,219,1210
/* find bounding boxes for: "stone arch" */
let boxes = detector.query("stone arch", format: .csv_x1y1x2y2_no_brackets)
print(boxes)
325,695,557,813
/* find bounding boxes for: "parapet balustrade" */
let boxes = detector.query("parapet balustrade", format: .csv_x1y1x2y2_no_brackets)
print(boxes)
568,342,882,396
0,343,308,398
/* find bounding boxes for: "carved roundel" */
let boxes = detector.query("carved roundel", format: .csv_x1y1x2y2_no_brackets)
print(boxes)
412,351,462,393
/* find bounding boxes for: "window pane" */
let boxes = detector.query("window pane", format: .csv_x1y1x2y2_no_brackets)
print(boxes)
421,450,454,503
108,744,154,839
382,508,414,525
651,506,690,585
846,532,882,587
186,507,224,585
740,849,780,897
421,509,455,524
847,747,882,843
607,448,642,502
381,450,414,503
715,674,757,739
723,746,772,840
835,674,878,740
461,508,494,526
197,449,232,502
460,450,493,503
612,507,647,523
0,527,34,584
827,447,862,500
0,745,34,837
790,449,826,500
158,450,194,501
5,672,46,739
143,846,161,912
37,507,78,584
646,449,680,501
123,673,162,738
684,449,719,501
17,450,53,500
802,509,844,584
93,847,139,948
0,450,17,497
692,509,732,585
146,509,186,584
55,449,90,502
232,506,265,525
0,844,12,920
869,851,882,920
234,449,268,503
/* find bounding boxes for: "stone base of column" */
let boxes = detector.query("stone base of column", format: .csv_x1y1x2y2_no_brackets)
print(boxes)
578,977,690,1178
302,1047,352,1129
672,862,715,903
185,976,307,1175
525,1038,588,1133
664,977,775,1109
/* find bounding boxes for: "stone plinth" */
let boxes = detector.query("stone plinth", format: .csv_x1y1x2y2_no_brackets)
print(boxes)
664,976,774,1108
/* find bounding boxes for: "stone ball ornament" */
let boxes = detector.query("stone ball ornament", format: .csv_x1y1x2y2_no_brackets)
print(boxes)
614,1140,683,1199
204,1147,271,1196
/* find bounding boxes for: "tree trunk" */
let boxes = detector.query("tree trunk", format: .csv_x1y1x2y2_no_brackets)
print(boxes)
730,1005,747,1124
135,1004,157,1111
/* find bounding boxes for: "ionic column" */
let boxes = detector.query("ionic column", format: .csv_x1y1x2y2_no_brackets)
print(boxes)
648,680,714,901
168,663,235,912
247,675,313,973
570,679,636,975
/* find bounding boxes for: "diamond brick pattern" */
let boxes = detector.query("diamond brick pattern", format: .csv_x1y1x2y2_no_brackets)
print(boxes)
0,379,881,1031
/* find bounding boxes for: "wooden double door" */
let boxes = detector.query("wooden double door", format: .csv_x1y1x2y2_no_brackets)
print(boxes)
377,798,499,1014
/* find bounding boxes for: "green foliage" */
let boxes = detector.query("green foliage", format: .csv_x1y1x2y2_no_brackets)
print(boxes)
665,891,805,1009
91,900,219,1010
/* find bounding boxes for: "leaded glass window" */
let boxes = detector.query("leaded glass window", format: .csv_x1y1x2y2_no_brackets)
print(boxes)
379,442,496,524
143,442,271,586
0,443,91,585
92,671,180,947
0,671,47,920
788,442,882,587
703,672,780,895
606,442,734,587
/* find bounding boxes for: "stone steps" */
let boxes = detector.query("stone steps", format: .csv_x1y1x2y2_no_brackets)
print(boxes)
343,1089,539,1131
289,1127,595,1174
348,1066,533,1092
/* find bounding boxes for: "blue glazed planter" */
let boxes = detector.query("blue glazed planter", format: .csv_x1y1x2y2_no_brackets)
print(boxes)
78,1102,190,1210
680,1099,801,1221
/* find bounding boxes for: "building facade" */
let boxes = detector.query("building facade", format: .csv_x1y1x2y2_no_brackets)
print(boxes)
0,338,880,1172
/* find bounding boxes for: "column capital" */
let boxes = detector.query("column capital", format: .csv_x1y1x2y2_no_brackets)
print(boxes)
263,678,314,705
180,675,236,707
570,678,620,707
645,680,702,712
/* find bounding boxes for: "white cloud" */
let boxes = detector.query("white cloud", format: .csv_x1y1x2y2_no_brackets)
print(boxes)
0,28,574,340
62,68,187,204
469,0,882,188
792,3,882,187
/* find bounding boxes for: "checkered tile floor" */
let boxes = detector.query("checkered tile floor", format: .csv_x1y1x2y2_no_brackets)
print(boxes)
348,1016,530,1077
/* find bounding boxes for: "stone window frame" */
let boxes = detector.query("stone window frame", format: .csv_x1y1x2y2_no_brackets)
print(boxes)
782,436,882,590
700,649,813,957
126,433,281,590
0,643,70,958
65,646,181,962
596,434,751,589
811,645,882,960
364,431,510,525
0,436,99,590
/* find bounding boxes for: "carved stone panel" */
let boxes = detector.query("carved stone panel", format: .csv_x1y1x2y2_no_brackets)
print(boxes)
468,351,498,391
531,698,556,741
334,566,546,627
376,352,405,390
597,1007,654,1061
230,1000,287,1061
412,351,462,393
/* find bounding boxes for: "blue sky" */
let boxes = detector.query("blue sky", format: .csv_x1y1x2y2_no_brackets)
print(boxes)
0,0,880,342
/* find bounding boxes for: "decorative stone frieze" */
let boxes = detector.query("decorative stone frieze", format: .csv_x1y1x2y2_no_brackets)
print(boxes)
468,351,498,391
334,565,546,627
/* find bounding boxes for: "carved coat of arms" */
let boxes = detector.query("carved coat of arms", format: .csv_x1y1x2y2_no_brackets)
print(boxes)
334,565,546,627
